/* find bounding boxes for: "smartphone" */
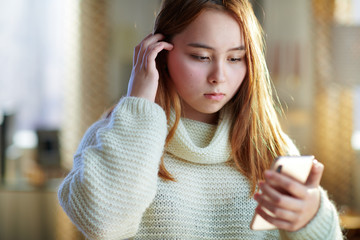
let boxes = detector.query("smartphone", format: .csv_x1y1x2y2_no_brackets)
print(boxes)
250,155,315,230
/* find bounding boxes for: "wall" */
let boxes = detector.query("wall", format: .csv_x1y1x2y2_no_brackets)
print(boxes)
263,0,314,152
106,0,161,103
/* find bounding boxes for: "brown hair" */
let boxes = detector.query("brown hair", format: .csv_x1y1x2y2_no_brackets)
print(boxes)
153,0,290,195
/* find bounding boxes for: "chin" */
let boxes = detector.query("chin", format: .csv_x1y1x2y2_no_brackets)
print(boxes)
198,107,223,115
205,103,226,112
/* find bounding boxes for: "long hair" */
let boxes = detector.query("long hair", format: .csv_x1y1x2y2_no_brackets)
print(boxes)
153,0,290,194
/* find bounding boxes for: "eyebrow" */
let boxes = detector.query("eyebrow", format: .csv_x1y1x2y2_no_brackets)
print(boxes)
187,43,245,51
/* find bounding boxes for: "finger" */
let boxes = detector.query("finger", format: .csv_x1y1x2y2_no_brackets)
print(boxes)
264,170,308,199
305,160,324,187
254,191,300,222
133,33,153,65
255,205,297,231
133,45,140,66
140,33,166,54
144,42,173,70
135,33,166,67
258,181,303,212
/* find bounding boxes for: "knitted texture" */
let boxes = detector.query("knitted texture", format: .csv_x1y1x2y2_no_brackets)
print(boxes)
58,97,168,239
58,97,343,240
182,118,216,147
166,108,232,165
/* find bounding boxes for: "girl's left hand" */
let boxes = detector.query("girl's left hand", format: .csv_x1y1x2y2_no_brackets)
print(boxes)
254,160,324,232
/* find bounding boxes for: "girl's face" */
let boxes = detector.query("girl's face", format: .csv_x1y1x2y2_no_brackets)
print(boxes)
167,9,247,124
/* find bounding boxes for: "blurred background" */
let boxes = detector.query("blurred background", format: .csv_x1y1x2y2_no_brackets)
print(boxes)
0,0,359,239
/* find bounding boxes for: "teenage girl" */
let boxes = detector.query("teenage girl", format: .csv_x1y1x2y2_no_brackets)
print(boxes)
58,0,343,239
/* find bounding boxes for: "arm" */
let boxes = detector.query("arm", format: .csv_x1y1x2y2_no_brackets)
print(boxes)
58,97,168,240
58,32,173,239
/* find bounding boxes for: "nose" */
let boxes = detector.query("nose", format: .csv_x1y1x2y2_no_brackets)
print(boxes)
208,60,226,84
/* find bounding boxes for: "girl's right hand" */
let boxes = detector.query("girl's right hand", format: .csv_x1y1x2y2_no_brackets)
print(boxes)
127,33,173,102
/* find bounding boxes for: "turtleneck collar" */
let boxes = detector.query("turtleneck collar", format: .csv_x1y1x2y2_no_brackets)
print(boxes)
165,109,232,164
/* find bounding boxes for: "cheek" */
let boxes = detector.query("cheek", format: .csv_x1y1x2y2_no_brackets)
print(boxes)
181,64,204,83
168,55,203,85
232,65,247,87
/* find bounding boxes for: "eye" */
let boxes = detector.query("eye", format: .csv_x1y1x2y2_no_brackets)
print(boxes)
191,55,211,62
228,57,242,62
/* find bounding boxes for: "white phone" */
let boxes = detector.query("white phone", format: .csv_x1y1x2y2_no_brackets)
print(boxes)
250,155,315,230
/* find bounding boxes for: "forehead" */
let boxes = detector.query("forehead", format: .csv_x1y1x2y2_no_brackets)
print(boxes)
172,9,244,48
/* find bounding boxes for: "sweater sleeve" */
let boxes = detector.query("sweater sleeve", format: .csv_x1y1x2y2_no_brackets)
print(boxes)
279,188,344,240
57,97,168,240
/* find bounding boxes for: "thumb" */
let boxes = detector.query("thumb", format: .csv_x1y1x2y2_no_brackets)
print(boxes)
306,160,324,188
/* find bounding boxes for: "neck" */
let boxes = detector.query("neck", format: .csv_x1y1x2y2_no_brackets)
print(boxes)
181,103,219,125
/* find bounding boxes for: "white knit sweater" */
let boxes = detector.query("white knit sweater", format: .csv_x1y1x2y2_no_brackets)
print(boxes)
58,97,343,240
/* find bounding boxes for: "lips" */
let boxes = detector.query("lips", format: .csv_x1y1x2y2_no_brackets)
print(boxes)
204,93,225,101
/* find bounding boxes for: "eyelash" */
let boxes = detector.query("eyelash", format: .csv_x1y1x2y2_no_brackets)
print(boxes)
190,55,243,62
229,57,242,62
191,55,210,61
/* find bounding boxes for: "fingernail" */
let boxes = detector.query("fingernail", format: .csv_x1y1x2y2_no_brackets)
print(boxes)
313,159,322,168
